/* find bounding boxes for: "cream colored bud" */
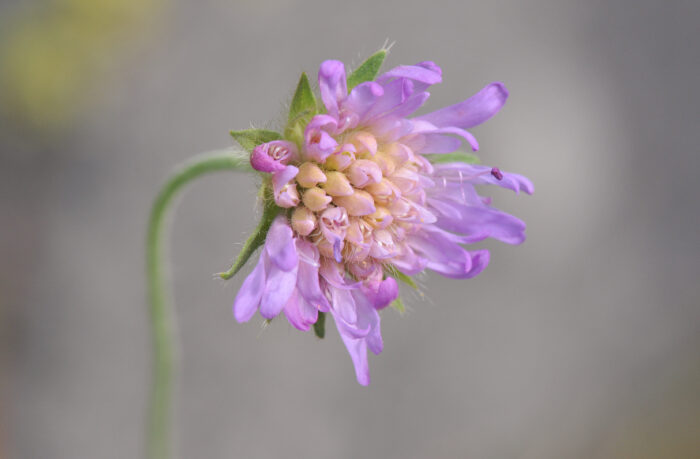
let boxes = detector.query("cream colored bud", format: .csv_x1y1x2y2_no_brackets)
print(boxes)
291,206,317,236
371,153,396,176
351,131,378,156
333,190,376,216
296,162,327,188
322,171,354,196
325,149,355,171
302,187,332,212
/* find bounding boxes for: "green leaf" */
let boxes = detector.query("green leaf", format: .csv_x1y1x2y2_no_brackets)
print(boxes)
217,184,281,280
287,72,316,125
284,73,317,146
390,297,406,313
230,129,283,152
425,152,481,165
384,264,418,290
346,50,387,90
313,311,326,339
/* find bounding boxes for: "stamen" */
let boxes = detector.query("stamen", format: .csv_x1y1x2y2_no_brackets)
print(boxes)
491,167,503,180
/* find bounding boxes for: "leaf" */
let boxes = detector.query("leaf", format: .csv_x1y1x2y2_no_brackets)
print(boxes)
425,152,481,165
346,50,387,91
230,129,282,152
384,264,418,290
287,72,316,125
217,184,281,280
284,73,317,146
313,311,326,339
390,297,406,313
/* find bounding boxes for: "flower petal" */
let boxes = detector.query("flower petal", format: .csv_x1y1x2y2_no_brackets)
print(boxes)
343,81,384,119
295,239,330,310
377,62,442,91
260,262,298,319
283,289,315,331
265,216,299,271
351,289,384,354
232,252,266,322
416,82,508,129
334,315,370,386
361,277,398,310
318,60,347,118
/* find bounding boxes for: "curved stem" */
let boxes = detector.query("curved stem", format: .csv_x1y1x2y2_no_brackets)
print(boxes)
146,151,250,459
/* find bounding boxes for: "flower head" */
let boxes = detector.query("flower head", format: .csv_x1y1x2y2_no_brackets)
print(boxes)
231,52,532,385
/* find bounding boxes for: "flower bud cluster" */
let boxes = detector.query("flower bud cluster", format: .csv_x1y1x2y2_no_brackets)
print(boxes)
251,129,430,286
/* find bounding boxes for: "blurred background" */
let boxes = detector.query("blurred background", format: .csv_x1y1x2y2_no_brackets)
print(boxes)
1,0,699,457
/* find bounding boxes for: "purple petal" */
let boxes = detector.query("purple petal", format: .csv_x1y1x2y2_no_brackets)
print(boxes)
232,252,266,322
331,286,358,325
361,277,398,310
463,249,490,279
363,78,414,121
350,290,383,354
334,315,370,386
416,82,508,129
265,216,298,271
318,60,347,118
391,244,428,275
295,239,330,310
343,81,384,119
260,263,298,319
283,289,314,331
435,205,528,245
377,62,443,91
407,229,476,279
319,259,361,290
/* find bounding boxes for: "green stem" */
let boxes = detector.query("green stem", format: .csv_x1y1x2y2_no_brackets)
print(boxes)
146,150,250,459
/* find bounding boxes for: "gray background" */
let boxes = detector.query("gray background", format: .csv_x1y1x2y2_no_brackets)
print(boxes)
2,0,699,458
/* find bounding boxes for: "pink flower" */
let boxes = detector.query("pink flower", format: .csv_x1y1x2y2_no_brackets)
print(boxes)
233,56,532,385
250,140,298,173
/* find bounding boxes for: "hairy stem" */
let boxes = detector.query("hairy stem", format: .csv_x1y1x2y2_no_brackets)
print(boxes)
146,150,250,459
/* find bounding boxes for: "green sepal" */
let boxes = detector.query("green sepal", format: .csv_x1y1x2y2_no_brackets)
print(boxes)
313,311,326,339
230,129,283,152
390,297,406,313
346,50,387,91
384,264,418,290
217,183,281,280
284,73,317,147
425,152,481,165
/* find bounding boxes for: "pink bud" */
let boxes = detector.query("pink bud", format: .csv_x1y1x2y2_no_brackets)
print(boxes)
272,165,300,208
370,229,397,259
325,144,356,171
351,131,378,156
348,259,382,281
304,115,338,162
319,207,349,262
346,159,383,188
250,140,298,173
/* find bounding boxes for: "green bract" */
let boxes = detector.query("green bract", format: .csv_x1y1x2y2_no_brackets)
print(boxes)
217,184,281,280
230,129,282,152
284,72,317,147
347,50,387,90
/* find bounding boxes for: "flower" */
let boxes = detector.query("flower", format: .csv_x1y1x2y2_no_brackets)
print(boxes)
232,55,533,385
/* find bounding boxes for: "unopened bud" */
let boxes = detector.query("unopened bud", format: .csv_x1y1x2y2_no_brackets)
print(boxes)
302,187,332,212
322,171,354,196
291,206,317,236
296,162,327,188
